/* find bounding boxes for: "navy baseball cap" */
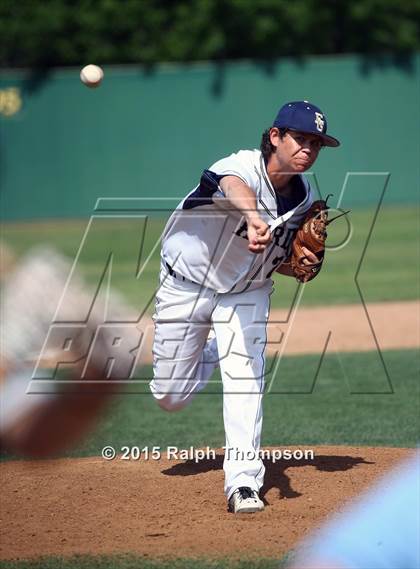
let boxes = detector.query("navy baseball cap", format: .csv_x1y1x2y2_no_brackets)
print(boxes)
273,101,340,147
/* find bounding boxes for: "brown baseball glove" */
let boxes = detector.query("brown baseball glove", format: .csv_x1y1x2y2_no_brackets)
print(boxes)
285,197,349,283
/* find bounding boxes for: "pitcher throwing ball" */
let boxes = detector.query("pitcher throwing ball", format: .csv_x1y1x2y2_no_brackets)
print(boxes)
149,101,341,513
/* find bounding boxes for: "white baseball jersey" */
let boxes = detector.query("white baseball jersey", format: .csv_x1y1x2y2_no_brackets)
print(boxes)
161,149,314,293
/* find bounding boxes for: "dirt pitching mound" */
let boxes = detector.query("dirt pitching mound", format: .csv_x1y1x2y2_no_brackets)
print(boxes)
0,446,413,561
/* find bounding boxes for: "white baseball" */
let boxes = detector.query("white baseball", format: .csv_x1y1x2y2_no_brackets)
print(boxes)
80,64,104,88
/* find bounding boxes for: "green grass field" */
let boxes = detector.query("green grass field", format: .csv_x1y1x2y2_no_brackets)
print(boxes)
0,556,289,569
70,348,420,457
2,348,417,465
2,205,419,308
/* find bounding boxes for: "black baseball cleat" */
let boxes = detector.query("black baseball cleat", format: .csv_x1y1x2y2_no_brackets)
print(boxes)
228,486,264,514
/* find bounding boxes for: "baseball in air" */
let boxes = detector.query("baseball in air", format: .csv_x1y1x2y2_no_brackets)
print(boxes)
80,64,104,88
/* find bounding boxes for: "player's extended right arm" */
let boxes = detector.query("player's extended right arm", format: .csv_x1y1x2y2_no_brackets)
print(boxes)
219,175,271,254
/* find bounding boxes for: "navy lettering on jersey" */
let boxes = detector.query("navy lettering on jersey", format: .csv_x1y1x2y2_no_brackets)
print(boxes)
266,255,285,279
264,225,295,279
182,169,224,210
235,220,248,240
271,225,285,246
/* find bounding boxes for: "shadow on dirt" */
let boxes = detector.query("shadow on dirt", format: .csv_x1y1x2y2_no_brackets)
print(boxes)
162,453,374,501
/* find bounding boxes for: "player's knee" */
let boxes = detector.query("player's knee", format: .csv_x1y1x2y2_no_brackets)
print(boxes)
149,381,189,412
157,393,187,412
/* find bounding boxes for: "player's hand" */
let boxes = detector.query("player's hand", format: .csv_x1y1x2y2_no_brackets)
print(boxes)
301,247,319,265
295,246,321,283
246,214,271,253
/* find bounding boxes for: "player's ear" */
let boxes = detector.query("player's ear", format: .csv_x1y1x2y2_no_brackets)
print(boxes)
269,127,282,149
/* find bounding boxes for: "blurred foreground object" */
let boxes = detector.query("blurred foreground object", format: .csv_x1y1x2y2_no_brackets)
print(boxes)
0,246,141,458
289,451,420,569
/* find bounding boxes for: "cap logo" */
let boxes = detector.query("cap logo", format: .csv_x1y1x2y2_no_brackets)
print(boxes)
314,112,325,132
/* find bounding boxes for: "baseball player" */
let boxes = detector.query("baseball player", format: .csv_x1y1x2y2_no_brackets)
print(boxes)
149,101,340,513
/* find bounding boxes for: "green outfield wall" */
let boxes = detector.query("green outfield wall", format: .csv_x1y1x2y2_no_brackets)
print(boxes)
0,54,419,220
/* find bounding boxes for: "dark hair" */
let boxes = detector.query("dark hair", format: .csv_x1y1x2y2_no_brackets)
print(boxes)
260,127,288,162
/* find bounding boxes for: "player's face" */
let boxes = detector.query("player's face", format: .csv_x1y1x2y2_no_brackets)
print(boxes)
270,129,323,173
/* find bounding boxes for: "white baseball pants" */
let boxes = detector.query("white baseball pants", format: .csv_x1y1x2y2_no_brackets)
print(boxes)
150,268,272,499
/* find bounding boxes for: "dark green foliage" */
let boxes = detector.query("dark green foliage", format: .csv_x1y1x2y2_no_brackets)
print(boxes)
1,0,419,68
